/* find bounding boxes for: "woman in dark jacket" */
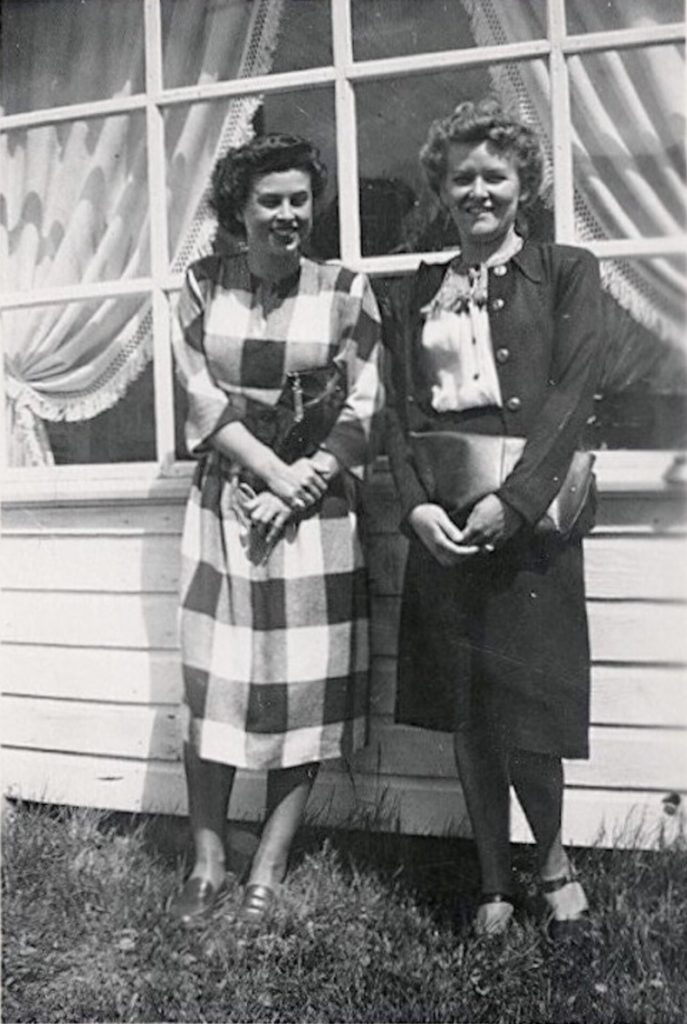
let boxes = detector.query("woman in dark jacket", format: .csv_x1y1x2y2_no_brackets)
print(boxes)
384,99,601,937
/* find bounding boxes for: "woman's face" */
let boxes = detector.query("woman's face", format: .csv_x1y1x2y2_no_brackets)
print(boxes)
239,168,313,259
439,140,525,249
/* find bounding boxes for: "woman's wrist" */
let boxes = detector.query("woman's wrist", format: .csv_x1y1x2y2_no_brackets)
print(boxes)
257,450,290,491
309,448,339,481
408,502,436,527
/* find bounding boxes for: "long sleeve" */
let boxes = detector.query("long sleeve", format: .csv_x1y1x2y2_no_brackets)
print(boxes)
497,248,602,524
320,272,385,480
172,265,244,456
381,278,431,523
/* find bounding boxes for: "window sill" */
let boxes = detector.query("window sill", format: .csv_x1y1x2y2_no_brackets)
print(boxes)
1,451,685,506
1,462,194,506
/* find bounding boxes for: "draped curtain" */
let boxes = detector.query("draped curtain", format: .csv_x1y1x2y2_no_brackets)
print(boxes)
462,0,685,352
3,0,684,465
1,0,284,466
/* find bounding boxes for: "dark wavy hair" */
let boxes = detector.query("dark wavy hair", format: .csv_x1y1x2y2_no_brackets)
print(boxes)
420,98,544,208
209,133,328,237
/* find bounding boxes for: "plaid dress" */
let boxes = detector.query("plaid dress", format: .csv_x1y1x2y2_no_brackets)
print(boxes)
173,252,383,770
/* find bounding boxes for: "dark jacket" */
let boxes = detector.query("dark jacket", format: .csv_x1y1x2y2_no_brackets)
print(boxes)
384,241,602,754
383,240,602,528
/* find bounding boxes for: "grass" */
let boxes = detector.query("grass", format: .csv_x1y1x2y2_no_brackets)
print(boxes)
2,801,687,1024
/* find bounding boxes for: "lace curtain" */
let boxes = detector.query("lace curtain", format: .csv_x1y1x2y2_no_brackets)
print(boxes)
461,0,685,351
1,0,284,466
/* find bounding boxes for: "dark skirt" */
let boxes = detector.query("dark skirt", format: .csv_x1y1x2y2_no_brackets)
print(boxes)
396,517,591,760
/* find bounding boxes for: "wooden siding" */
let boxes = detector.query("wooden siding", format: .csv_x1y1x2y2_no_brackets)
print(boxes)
2,466,687,849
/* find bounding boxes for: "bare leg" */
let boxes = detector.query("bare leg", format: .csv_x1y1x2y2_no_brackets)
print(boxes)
247,762,319,889
509,750,587,918
453,727,512,896
184,742,235,889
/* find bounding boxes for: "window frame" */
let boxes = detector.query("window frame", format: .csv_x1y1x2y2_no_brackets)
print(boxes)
1,0,685,499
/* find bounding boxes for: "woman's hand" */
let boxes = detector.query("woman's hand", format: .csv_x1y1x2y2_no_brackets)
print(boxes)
460,494,523,550
263,456,329,510
244,491,292,547
212,423,326,511
289,457,330,503
408,503,479,566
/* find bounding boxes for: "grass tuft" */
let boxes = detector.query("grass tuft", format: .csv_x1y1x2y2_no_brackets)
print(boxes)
2,800,686,1023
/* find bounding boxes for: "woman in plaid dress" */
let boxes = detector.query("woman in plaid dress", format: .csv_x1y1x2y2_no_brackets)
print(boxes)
170,135,383,925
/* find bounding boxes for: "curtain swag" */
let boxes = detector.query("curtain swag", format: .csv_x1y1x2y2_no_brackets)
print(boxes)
2,0,284,466
462,0,684,350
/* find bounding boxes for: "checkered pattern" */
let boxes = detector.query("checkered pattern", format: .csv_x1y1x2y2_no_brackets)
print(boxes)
175,252,382,479
173,253,383,769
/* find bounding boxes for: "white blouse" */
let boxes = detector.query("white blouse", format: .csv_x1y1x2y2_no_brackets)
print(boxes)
420,232,523,414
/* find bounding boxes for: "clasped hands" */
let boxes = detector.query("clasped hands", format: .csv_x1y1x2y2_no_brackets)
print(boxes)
243,456,330,548
409,494,522,567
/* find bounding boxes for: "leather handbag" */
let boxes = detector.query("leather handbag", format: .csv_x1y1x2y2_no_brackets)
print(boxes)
409,430,595,538
242,365,346,464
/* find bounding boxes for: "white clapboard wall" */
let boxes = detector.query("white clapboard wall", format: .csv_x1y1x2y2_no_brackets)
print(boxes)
2,458,687,849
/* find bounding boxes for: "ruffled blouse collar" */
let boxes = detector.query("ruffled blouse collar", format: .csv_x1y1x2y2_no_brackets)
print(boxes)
423,232,524,317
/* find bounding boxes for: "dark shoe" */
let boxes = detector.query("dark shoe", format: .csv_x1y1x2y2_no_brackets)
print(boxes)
169,876,224,926
547,914,592,943
239,883,277,925
541,868,590,942
474,893,514,936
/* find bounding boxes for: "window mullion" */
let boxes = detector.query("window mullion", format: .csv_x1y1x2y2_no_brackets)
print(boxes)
0,278,154,312
331,0,361,264
547,0,575,243
350,236,687,277
347,39,552,82
563,23,685,55
143,0,175,469
0,95,147,133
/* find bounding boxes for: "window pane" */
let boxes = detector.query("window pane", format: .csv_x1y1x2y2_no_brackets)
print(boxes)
2,299,156,467
585,256,687,451
161,0,331,89
1,0,144,115
570,45,685,243
263,88,338,259
356,63,553,256
352,0,546,61
566,0,684,34
44,364,157,465
165,88,338,271
2,115,150,292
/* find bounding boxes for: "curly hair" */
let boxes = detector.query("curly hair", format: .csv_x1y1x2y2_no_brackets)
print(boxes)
420,98,544,207
209,133,328,237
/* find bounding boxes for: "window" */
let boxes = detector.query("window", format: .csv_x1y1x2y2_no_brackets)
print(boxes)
1,0,685,476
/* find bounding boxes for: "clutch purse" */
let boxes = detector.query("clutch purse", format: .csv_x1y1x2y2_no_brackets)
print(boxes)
242,365,346,464
275,366,346,462
409,430,595,538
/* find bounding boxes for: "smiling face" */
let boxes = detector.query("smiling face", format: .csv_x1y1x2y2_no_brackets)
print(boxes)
439,140,525,257
239,168,313,263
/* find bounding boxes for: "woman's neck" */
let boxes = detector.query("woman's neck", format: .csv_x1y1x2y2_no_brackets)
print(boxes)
247,250,301,284
458,225,521,267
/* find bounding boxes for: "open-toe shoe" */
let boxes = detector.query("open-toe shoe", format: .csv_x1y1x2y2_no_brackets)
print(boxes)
541,868,591,942
474,893,514,937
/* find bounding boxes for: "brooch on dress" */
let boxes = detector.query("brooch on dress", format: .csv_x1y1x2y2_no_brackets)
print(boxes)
420,261,489,319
